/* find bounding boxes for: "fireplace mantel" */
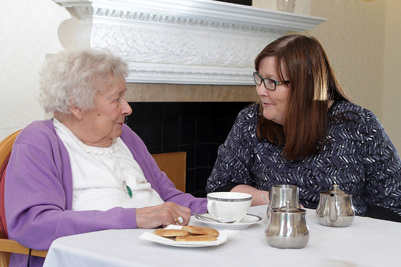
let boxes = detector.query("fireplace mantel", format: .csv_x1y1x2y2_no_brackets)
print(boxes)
54,0,326,85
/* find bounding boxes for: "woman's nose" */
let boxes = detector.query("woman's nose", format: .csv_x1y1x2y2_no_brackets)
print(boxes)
122,99,132,116
256,84,268,97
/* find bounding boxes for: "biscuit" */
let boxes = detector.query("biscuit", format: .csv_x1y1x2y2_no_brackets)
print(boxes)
153,229,190,237
181,226,219,237
175,235,217,242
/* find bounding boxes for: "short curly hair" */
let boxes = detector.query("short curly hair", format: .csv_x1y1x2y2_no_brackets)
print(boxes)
39,49,128,114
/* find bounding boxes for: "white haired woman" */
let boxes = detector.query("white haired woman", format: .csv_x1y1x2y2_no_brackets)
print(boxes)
5,49,207,267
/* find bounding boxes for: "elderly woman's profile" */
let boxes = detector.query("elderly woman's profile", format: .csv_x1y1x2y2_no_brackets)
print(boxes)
5,49,207,267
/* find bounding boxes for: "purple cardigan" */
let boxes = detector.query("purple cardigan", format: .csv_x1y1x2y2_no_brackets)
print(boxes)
5,120,207,266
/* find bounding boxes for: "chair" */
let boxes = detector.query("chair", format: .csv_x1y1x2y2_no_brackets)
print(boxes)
0,130,47,267
151,152,187,192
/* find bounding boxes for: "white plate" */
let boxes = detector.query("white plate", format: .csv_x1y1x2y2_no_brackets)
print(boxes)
194,213,262,230
139,225,237,248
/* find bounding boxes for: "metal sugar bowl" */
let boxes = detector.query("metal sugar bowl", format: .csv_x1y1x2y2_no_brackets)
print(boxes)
265,201,309,249
316,184,355,227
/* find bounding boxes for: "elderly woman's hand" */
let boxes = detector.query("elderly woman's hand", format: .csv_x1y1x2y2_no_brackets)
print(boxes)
136,201,192,228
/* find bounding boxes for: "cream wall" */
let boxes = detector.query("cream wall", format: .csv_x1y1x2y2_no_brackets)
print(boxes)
309,0,386,117
309,0,401,153
0,0,69,139
1,0,400,154
383,0,401,152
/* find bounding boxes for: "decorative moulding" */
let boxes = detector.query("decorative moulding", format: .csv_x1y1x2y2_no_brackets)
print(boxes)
54,0,326,85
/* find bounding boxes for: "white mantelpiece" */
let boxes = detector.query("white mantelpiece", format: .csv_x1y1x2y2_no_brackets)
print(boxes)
54,0,326,85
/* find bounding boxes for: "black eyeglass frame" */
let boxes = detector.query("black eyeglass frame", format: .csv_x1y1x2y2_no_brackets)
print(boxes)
253,72,289,91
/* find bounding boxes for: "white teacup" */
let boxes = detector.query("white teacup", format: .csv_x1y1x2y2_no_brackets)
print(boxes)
206,192,252,223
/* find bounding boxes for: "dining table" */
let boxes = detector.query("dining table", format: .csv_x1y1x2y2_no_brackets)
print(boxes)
43,205,401,267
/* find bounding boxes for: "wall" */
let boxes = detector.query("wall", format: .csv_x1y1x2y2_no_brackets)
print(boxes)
0,0,69,138
383,0,401,152
253,0,311,15
1,0,400,154
309,0,386,118
311,0,401,153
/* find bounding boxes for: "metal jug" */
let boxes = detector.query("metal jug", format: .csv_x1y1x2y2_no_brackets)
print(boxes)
266,184,301,226
269,184,301,209
265,201,309,249
316,184,355,227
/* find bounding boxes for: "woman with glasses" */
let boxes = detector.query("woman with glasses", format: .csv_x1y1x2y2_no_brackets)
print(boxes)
206,34,401,221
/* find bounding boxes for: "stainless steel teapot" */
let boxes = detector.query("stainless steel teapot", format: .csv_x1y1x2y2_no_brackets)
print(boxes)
316,184,355,227
265,201,309,249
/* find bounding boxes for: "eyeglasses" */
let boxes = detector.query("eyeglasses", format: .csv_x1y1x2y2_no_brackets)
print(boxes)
253,72,289,91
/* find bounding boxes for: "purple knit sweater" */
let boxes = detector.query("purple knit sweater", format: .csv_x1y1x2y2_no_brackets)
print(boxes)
5,120,207,267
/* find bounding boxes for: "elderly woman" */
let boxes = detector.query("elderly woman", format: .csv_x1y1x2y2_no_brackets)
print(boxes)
5,49,207,267
206,34,401,221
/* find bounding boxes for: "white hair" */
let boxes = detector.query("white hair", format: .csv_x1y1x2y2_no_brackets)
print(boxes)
39,49,128,114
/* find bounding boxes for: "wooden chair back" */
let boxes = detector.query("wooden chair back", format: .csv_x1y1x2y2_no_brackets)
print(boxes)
0,130,47,267
151,152,187,192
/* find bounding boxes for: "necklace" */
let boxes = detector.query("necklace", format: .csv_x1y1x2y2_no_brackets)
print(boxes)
53,118,133,198
123,181,133,198
100,154,133,199
84,141,133,199
102,152,133,199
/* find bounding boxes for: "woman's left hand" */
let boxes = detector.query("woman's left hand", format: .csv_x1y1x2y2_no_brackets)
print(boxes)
136,202,191,228
231,184,270,206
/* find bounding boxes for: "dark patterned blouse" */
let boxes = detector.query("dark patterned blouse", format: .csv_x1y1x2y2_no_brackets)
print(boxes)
206,100,401,216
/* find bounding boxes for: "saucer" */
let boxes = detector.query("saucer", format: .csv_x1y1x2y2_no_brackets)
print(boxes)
194,213,262,230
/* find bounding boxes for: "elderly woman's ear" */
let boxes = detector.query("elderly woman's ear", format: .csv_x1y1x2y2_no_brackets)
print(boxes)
69,104,84,120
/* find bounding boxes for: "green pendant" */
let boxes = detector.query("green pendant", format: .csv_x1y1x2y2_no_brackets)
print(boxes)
126,185,133,198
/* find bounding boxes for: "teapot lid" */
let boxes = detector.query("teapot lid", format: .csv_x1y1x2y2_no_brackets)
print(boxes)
321,184,350,196
277,200,306,213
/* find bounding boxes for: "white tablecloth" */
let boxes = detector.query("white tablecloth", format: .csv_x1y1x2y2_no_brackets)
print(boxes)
44,205,401,267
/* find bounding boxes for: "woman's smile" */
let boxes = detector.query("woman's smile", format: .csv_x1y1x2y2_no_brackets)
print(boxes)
262,101,274,108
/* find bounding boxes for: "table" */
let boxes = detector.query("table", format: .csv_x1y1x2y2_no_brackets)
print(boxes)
43,205,401,267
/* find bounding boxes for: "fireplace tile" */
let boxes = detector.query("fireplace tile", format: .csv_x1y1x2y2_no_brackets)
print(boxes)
127,102,253,196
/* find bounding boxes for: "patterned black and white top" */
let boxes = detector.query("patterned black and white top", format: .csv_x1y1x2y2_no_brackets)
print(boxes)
206,100,401,216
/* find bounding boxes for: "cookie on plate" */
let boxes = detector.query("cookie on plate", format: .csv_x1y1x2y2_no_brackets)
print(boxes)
181,225,219,237
153,229,189,237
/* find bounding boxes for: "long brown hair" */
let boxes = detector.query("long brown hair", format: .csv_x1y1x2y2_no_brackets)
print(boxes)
255,34,350,161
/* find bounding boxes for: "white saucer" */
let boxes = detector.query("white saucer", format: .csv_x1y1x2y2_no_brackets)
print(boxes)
194,213,262,230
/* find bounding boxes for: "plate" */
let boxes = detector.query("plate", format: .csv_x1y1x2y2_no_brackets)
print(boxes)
194,213,263,230
139,225,237,248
